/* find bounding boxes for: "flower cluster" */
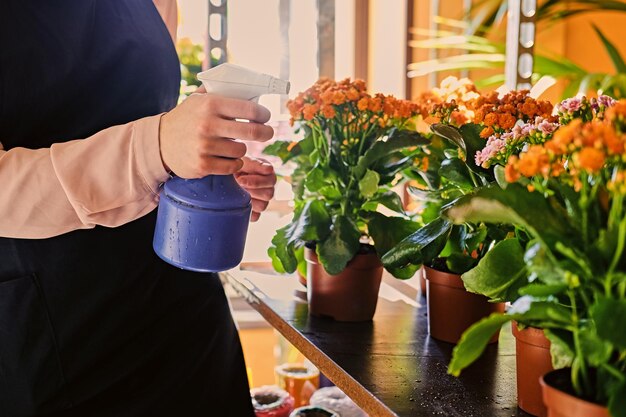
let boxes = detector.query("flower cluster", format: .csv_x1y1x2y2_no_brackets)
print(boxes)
557,94,617,124
470,90,555,139
421,77,479,126
475,117,560,168
287,78,422,129
504,101,626,186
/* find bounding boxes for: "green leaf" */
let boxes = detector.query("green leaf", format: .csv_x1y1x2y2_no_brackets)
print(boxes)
592,297,626,349
461,238,527,302
431,124,465,152
268,247,286,274
355,129,429,178
544,329,575,369
364,191,404,213
317,216,362,275
318,185,342,200
439,158,474,188
448,313,513,376
524,242,565,285
286,200,331,244
444,184,577,250
381,217,452,269
271,225,298,273
609,380,626,417
446,252,478,274
295,246,307,278
359,170,380,198
518,283,568,297
431,124,490,176
367,213,421,279
509,298,573,328
578,324,613,367
494,165,508,189
593,24,626,73
262,140,295,162
459,124,493,176
368,213,420,256
305,166,327,192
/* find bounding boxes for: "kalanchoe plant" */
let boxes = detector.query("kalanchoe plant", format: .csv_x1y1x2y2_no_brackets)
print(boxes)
445,98,626,417
383,78,554,275
268,78,428,277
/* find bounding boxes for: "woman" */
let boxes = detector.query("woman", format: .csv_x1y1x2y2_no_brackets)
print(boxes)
0,1,276,416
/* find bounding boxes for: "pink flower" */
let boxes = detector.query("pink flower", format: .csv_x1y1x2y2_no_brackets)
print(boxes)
475,135,506,168
558,97,583,113
535,117,559,135
591,95,617,111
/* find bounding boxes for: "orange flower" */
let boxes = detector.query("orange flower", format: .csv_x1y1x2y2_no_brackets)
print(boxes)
332,91,346,105
302,103,319,121
576,147,605,172
320,89,335,105
353,79,367,92
474,109,485,123
383,96,396,117
321,104,336,119
483,113,498,127
521,101,539,118
287,141,298,151
498,113,517,130
505,156,520,183
451,111,468,126
369,97,382,112
480,126,495,139
518,146,550,177
346,88,360,101
546,120,580,155
357,97,370,111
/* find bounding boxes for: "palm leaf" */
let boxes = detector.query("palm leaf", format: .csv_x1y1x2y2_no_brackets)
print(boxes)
592,24,626,73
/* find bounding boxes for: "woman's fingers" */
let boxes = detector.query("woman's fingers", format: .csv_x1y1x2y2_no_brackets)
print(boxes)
251,198,269,215
235,173,277,190
202,138,247,159
197,156,244,176
208,96,272,123
246,187,275,202
213,118,274,142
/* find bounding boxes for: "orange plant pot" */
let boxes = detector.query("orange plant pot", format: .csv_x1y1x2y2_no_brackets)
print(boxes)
513,323,553,417
541,369,609,417
305,246,383,322
424,266,505,344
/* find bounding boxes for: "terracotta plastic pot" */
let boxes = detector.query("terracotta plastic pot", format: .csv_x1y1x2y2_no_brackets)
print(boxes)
512,323,553,417
424,266,505,343
541,369,610,417
305,246,383,322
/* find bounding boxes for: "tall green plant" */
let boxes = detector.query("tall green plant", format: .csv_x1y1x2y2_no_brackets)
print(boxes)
409,2,626,98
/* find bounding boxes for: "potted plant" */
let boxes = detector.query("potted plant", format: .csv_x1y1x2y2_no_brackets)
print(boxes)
268,78,427,321
384,78,555,343
445,98,626,417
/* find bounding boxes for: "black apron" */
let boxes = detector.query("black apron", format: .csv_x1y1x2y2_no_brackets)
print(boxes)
0,2,254,416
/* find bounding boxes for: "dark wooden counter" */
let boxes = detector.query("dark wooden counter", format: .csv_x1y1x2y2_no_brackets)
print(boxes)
223,267,530,417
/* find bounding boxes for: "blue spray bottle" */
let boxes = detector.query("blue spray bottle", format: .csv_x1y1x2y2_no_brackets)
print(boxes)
153,64,290,272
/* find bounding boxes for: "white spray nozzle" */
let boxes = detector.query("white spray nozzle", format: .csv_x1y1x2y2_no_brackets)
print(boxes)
197,63,290,101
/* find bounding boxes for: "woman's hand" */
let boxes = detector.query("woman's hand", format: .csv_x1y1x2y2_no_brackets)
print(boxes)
235,157,277,222
159,91,274,178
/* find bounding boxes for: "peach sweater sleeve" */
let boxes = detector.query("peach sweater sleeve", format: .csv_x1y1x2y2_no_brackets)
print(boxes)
0,1,177,239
